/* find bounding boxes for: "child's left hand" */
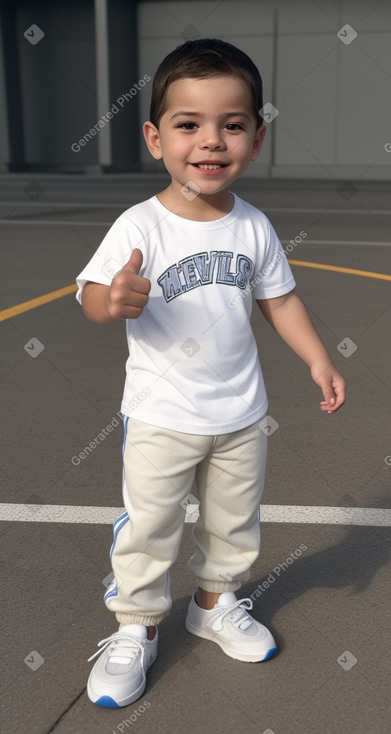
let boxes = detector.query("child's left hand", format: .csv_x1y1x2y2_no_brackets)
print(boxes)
310,363,346,413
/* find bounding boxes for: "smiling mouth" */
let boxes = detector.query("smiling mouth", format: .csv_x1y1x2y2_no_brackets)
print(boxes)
191,163,228,170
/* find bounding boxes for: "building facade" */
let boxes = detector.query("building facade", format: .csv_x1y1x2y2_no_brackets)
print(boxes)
0,0,390,179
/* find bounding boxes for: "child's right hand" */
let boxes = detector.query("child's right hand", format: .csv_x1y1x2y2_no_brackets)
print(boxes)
107,249,151,320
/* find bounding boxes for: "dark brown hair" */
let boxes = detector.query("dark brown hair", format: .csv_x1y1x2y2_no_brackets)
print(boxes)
149,38,264,129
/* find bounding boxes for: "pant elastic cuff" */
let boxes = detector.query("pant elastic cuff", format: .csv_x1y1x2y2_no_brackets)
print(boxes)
194,577,242,593
116,610,168,627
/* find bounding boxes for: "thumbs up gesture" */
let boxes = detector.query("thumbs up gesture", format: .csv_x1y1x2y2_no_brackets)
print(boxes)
107,249,151,320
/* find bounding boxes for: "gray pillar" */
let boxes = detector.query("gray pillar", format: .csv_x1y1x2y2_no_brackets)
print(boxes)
0,11,10,172
0,3,25,171
93,0,140,172
270,7,278,178
94,0,112,168
106,0,140,172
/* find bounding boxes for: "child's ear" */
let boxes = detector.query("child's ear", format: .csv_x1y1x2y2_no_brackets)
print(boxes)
251,124,267,161
143,121,163,160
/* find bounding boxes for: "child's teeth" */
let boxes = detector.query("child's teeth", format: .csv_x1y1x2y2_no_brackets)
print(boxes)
197,164,222,169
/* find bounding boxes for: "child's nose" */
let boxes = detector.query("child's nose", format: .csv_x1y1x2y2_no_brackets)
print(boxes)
199,126,225,149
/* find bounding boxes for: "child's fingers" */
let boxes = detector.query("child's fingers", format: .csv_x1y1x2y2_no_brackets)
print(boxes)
320,399,336,413
319,382,336,408
311,366,346,413
320,397,335,413
320,385,345,413
332,380,346,409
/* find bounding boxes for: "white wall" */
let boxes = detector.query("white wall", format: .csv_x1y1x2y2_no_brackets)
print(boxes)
137,0,391,180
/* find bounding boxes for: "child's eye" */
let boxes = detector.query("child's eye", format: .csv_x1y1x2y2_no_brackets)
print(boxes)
176,122,245,131
177,122,198,130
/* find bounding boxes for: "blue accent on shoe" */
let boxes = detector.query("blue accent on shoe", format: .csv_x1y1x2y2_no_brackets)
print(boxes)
95,695,120,708
263,647,277,661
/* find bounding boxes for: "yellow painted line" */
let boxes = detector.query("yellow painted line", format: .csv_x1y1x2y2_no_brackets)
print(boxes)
289,259,391,282
0,260,390,323
0,284,78,322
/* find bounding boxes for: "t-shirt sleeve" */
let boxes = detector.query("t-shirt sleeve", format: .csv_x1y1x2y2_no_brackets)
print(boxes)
75,215,146,305
251,216,296,300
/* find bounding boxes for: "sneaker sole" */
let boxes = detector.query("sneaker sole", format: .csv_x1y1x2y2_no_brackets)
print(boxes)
185,617,277,663
87,652,157,708
87,676,147,708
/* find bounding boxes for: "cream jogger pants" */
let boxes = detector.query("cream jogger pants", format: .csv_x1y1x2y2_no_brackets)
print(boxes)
105,416,268,627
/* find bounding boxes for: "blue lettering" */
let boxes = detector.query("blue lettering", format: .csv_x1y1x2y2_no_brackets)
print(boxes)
216,252,236,284
156,251,255,301
235,255,254,289
157,265,184,302
179,257,201,289
193,251,218,283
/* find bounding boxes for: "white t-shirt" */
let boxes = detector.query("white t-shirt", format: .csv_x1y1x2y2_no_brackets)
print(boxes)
76,192,296,435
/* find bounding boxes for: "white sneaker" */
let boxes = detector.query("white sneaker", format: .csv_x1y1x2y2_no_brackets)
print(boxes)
185,591,277,662
87,625,158,708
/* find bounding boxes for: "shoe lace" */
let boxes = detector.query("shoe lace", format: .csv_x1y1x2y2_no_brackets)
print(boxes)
216,598,254,631
87,631,145,667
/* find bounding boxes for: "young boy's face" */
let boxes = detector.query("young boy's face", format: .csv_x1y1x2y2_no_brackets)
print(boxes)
143,75,266,200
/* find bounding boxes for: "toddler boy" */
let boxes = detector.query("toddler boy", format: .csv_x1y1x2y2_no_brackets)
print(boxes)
76,38,345,709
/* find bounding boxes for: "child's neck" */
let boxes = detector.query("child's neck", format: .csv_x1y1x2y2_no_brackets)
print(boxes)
156,187,234,222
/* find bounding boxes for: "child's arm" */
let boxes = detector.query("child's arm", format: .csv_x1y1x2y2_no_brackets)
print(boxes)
256,290,345,412
81,249,151,325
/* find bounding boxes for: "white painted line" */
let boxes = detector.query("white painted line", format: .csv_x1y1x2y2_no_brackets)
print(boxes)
260,505,391,526
1,504,390,526
0,504,120,524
